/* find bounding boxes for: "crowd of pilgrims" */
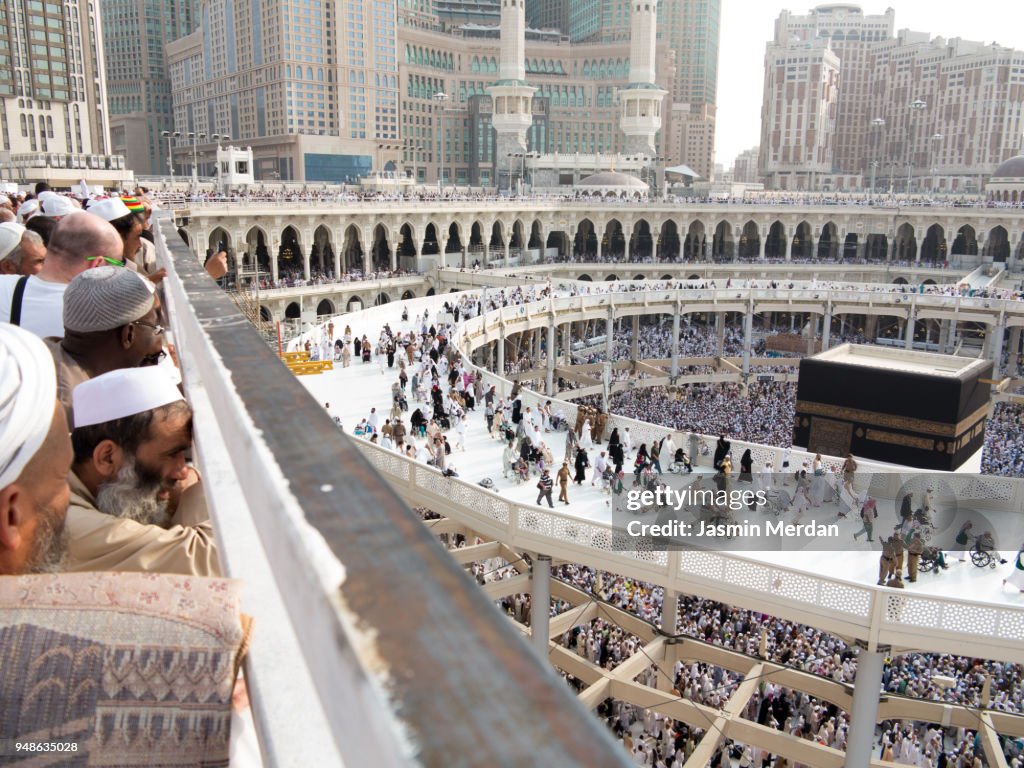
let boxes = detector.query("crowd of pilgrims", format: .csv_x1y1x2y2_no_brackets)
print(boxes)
322,279,1024,481
419,511,1019,766
318,280,1024,764
555,315,1024,479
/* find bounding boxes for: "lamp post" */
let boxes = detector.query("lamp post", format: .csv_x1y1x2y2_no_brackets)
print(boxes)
523,151,540,195
160,130,180,182
187,131,206,191
906,99,926,195
506,153,517,196
211,134,228,194
433,91,448,193
508,152,529,196
887,160,898,197
869,118,885,201
930,133,943,196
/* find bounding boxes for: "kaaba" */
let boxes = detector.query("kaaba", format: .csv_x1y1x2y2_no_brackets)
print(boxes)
793,344,992,470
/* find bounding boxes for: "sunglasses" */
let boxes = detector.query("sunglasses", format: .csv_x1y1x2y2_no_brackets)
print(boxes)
85,255,126,267
133,320,165,335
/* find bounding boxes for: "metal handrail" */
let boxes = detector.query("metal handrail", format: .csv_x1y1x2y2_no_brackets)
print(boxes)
155,214,631,768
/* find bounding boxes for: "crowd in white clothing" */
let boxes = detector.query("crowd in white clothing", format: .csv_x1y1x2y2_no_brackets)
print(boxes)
422,525,1018,766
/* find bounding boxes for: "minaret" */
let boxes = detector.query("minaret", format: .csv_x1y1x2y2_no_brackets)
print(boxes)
619,0,667,155
488,0,536,191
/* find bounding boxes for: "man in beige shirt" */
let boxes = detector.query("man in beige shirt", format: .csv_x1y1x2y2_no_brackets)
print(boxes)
65,366,220,576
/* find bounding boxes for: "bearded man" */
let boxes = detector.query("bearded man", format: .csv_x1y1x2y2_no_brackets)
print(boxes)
65,366,219,575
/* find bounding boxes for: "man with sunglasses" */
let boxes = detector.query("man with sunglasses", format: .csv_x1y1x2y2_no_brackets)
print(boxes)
45,266,166,428
0,211,123,338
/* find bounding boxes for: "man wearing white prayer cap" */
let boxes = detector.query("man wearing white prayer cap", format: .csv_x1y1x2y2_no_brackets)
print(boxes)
46,266,164,426
37,190,82,219
0,322,73,575
86,197,145,271
0,211,123,338
0,222,29,275
17,198,40,223
0,222,45,279
65,366,219,576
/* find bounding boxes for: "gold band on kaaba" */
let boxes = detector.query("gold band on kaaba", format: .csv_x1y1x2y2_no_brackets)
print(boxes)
795,400,989,439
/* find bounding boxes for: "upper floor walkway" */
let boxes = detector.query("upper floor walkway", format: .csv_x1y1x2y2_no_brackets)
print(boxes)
171,198,1024,285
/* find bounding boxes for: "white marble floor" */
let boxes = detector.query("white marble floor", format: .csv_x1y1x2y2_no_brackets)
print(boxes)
297,304,1024,610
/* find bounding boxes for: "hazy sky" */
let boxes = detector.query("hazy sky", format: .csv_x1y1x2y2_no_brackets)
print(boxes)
715,1,1024,167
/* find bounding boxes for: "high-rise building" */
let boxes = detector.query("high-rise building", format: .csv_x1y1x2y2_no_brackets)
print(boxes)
566,0,630,43
761,5,1024,192
772,6,893,178
398,23,675,187
759,37,840,190
667,102,715,181
167,0,398,183
102,0,198,177
663,0,720,179
168,0,701,185
660,0,720,108
0,0,128,184
525,0,566,33
732,145,760,184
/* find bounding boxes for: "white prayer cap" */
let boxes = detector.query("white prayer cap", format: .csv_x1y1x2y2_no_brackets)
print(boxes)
0,222,25,263
72,366,183,429
16,199,39,223
38,191,81,218
0,323,58,488
86,196,132,223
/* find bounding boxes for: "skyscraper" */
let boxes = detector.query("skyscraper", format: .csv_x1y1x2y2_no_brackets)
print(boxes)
0,0,118,181
525,0,566,34
760,5,1024,192
566,0,630,43
759,37,841,190
167,0,398,182
660,0,719,108
102,0,198,176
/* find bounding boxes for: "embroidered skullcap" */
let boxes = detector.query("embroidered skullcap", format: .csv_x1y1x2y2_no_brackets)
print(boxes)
0,323,58,488
63,266,156,333
73,366,183,429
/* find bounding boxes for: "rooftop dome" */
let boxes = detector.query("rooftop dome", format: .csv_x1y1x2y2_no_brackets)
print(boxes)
576,171,647,189
991,155,1024,179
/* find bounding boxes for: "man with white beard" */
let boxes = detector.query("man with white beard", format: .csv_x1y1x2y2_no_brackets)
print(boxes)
64,366,219,575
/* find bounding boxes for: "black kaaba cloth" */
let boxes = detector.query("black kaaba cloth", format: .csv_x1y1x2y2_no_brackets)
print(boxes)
793,344,992,470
